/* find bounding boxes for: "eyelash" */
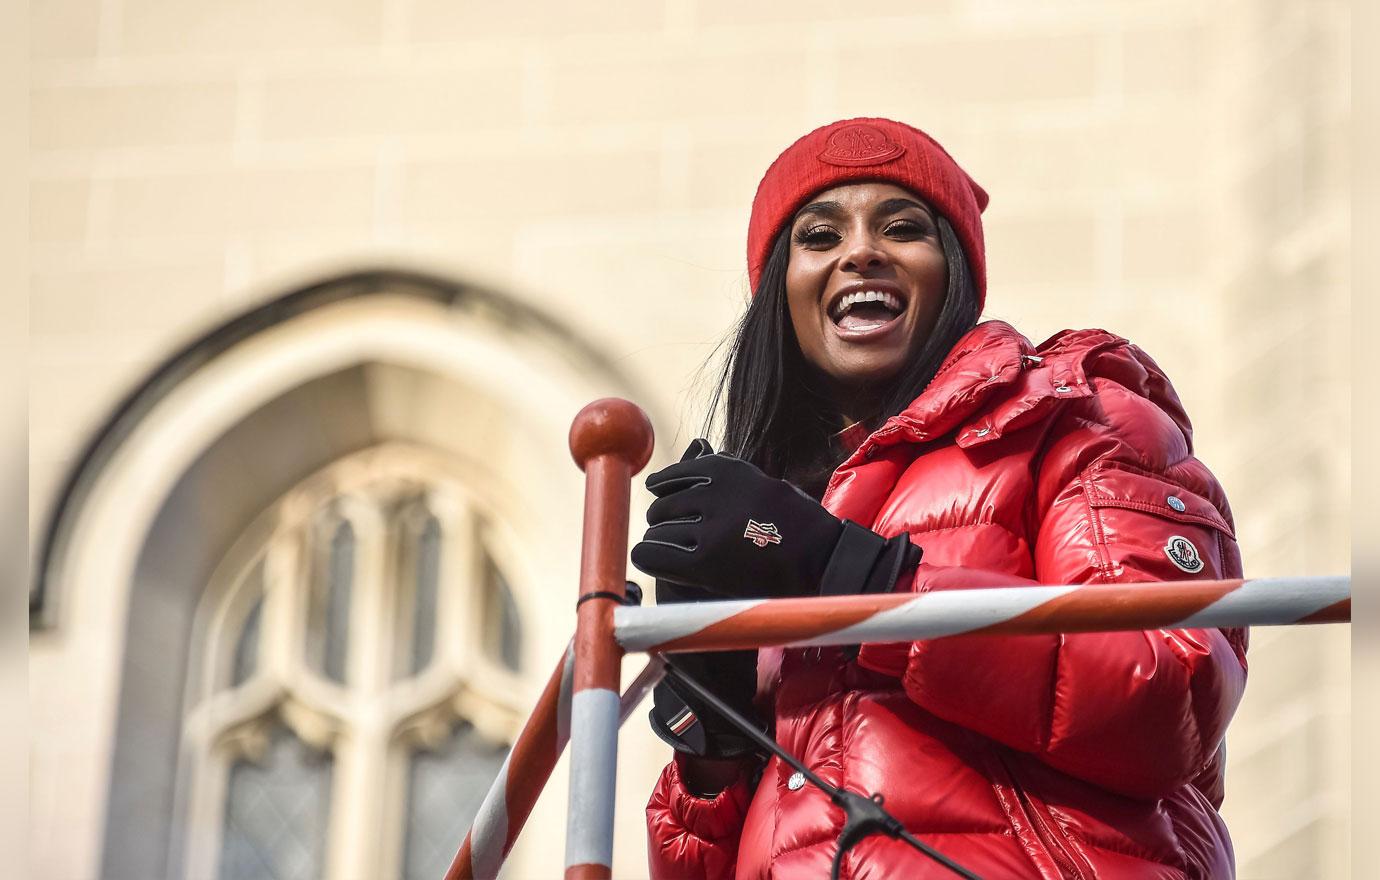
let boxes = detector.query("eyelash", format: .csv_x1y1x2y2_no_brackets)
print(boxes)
792,219,931,247
886,219,929,236
793,225,839,246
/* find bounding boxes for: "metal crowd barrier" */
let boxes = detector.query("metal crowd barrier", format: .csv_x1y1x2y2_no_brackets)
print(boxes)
445,398,1352,880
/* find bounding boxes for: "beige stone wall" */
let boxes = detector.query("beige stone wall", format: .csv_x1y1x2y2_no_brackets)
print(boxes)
30,1,1349,877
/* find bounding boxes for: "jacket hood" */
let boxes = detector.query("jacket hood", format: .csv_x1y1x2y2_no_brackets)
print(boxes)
824,321,1195,504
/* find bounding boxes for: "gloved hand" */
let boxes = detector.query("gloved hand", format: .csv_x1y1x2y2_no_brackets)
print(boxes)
630,439,921,598
647,579,761,760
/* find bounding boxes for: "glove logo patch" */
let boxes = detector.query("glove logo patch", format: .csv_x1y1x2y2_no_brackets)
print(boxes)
744,519,783,548
667,706,698,736
1164,535,1204,573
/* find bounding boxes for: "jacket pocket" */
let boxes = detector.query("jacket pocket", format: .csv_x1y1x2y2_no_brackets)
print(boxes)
1080,462,1236,581
1083,462,1233,536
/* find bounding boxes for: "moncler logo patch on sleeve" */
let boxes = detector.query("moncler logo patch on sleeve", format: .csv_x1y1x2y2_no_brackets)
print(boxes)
744,519,783,547
1164,535,1205,573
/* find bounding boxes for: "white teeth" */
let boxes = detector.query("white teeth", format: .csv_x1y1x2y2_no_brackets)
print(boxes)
831,290,904,319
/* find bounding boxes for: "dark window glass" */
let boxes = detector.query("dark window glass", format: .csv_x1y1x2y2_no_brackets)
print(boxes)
410,516,441,674
483,560,522,672
401,721,508,880
219,728,332,880
307,520,354,683
231,594,263,687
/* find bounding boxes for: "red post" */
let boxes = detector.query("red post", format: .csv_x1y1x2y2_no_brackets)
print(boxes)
564,399,654,880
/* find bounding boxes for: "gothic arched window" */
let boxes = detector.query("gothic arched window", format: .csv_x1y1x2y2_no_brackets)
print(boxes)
179,446,527,879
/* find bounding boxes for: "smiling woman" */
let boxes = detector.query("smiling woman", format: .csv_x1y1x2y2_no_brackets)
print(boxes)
704,178,980,500
635,118,1248,879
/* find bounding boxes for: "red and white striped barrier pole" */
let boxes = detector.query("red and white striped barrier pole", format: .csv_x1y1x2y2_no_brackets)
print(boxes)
564,399,655,880
445,648,665,880
445,643,574,880
613,576,1350,654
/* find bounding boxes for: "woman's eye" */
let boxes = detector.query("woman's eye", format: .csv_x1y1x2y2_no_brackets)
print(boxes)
885,219,929,238
794,226,841,247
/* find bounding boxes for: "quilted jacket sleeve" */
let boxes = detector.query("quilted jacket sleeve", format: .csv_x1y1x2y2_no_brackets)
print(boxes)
895,362,1249,801
645,754,754,880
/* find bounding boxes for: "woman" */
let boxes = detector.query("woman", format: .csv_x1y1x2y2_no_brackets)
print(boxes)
631,118,1246,879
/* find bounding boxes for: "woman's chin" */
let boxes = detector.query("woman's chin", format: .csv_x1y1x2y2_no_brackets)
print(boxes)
820,349,909,392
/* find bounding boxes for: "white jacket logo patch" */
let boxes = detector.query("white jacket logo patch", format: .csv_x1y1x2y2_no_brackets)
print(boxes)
1164,535,1204,573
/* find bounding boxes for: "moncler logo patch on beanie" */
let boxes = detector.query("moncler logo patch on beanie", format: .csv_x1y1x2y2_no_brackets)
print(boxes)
818,123,906,166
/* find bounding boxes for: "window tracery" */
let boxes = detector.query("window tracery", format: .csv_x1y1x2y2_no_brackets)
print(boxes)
180,446,528,879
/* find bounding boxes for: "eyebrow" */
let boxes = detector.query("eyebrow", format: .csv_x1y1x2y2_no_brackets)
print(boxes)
793,197,935,222
795,200,844,219
877,198,935,220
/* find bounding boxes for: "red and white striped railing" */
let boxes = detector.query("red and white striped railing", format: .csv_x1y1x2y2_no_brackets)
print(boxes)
444,398,1351,880
613,576,1350,654
444,644,664,880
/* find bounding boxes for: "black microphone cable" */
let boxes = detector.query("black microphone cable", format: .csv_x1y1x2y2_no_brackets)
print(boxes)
659,655,983,880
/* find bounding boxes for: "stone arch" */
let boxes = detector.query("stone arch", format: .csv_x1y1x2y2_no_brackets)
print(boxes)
30,269,659,880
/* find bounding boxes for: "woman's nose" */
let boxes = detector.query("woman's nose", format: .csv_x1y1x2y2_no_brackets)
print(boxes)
840,239,888,273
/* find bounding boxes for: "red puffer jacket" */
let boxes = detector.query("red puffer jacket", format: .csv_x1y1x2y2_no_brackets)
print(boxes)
646,321,1248,879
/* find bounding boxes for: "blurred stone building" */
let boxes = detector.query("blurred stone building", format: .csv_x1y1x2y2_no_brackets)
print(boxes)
28,1,1349,878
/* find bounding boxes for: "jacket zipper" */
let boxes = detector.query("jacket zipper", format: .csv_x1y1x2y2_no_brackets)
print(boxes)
1002,762,1089,880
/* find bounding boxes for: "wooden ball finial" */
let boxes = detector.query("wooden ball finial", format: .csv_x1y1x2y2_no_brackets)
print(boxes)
568,398,655,473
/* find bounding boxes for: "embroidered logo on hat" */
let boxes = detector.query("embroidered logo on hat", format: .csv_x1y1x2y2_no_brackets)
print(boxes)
1164,535,1205,573
818,123,906,166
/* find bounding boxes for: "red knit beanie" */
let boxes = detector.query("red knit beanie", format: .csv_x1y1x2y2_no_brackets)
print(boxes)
747,117,989,309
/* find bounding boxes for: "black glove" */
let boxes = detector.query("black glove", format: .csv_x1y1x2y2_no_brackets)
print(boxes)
630,439,921,598
647,579,762,759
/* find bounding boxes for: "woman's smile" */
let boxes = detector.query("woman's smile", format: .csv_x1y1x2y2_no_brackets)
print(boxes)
826,279,910,338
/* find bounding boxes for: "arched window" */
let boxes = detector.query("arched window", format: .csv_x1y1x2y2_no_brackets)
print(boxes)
32,270,662,879
179,446,527,879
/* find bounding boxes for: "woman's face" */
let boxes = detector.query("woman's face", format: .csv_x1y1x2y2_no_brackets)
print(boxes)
785,181,948,411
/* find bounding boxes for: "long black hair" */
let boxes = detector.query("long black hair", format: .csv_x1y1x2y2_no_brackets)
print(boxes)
702,215,980,496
